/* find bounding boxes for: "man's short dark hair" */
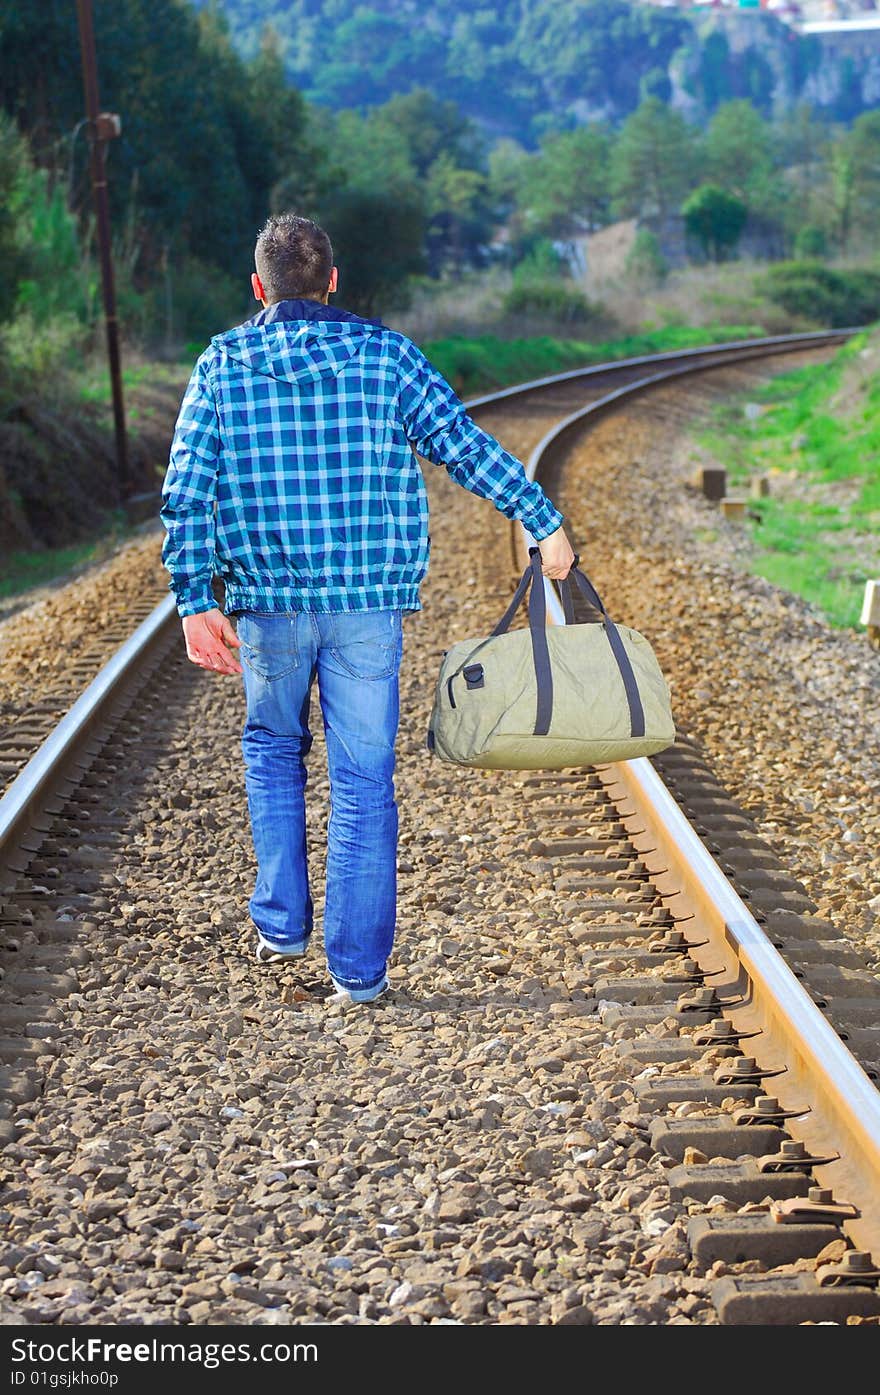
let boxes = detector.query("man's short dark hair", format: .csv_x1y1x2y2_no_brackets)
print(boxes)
255,213,334,303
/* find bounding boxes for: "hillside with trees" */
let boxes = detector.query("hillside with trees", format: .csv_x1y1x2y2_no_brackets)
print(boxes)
201,0,880,139
1,0,879,576
2,0,879,356
2,0,879,341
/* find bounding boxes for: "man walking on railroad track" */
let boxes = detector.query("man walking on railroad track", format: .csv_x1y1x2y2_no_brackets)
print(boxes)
161,213,573,1004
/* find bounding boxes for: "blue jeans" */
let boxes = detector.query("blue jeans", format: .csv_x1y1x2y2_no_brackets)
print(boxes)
237,609,402,1001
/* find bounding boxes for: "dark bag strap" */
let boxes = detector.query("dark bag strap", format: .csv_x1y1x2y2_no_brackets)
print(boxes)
560,556,646,739
453,550,552,736
493,549,552,735
526,548,553,736
449,551,646,741
559,571,576,625
558,562,606,618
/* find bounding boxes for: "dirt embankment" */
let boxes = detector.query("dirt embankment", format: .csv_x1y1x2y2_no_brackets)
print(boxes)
0,371,188,555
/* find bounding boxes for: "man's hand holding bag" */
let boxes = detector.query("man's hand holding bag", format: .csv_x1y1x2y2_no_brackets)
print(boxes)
427,549,675,770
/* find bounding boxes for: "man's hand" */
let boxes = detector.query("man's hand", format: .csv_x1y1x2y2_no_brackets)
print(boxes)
538,525,576,580
182,608,242,675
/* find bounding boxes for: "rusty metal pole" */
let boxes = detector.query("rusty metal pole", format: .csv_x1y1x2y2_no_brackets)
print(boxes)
75,0,129,487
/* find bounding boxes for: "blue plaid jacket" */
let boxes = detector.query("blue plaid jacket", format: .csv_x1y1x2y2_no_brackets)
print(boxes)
161,299,563,617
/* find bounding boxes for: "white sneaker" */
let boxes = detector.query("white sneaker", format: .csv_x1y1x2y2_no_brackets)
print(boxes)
255,933,308,964
325,978,390,1007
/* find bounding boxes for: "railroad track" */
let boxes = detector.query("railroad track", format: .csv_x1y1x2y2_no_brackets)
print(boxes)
0,329,859,809
2,327,878,1327
0,576,171,796
0,330,851,803
514,372,880,1322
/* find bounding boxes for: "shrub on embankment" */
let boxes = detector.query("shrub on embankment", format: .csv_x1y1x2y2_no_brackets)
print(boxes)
0,112,193,559
756,262,880,329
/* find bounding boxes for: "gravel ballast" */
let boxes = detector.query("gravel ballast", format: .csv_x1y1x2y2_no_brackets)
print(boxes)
547,367,880,967
0,350,874,1327
0,428,722,1327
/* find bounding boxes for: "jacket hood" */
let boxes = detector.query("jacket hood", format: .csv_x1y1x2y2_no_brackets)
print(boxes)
211,299,385,386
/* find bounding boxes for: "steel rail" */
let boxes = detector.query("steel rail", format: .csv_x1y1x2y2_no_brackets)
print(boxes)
515,340,880,1261
602,758,880,1259
463,327,855,411
0,595,176,886
517,333,853,493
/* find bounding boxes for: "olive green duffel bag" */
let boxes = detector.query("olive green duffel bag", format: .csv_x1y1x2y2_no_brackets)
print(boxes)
427,549,674,770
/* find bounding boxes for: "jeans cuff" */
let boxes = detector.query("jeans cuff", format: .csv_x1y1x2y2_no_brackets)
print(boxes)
329,972,388,1002
258,931,310,953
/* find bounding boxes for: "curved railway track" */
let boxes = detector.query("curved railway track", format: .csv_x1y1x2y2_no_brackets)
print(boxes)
2,328,879,1327
0,330,854,801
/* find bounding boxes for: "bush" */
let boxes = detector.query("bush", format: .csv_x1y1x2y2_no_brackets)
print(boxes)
503,241,599,325
0,311,88,408
682,184,747,262
510,240,568,282
0,112,97,396
14,171,95,324
502,279,598,325
136,256,250,346
0,115,28,324
756,261,880,328
794,225,829,260
624,229,668,287
0,114,95,329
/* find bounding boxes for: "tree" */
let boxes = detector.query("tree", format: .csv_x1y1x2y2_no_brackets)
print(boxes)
611,97,698,225
0,0,301,279
682,184,747,261
487,137,529,215
315,185,425,316
425,152,489,272
324,90,494,274
326,107,420,201
705,101,773,198
773,104,834,251
374,89,484,181
305,9,439,108
624,228,668,288
775,104,832,174
516,125,613,238
273,102,427,298
512,0,690,120
270,105,348,217
831,145,856,251
832,109,880,249
247,28,309,180
703,99,789,243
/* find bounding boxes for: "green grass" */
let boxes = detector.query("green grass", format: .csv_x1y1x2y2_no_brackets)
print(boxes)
0,520,128,601
695,331,879,628
77,359,191,408
424,324,767,397
77,326,766,405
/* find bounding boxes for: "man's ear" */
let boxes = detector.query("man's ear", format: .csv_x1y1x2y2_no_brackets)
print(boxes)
328,266,339,295
251,272,266,304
